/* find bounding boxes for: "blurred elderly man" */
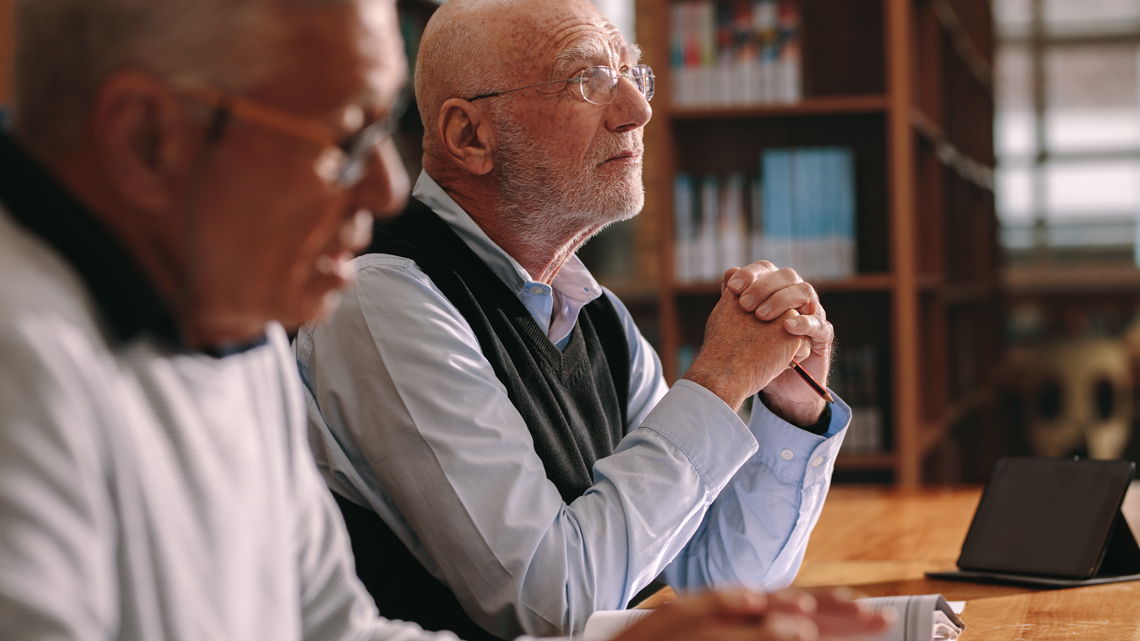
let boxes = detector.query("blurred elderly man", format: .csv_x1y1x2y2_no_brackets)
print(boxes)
0,1,887,641
297,0,853,639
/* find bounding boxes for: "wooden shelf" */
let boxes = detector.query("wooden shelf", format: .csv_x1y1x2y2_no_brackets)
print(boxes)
671,273,895,296
639,0,999,486
1005,262,1140,295
942,282,998,305
670,95,889,121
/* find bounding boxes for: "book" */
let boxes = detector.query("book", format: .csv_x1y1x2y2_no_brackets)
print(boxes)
831,344,884,454
759,146,857,281
669,0,802,107
761,148,794,269
718,172,748,273
673,173,697,283
697,175,721,281
579,594,965,641
749,175,765,264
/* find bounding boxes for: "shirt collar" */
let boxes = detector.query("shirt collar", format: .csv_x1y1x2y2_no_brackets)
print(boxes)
411,171,604,308
0,132,186,350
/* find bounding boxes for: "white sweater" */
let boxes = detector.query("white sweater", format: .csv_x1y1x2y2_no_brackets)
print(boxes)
0,204,463,641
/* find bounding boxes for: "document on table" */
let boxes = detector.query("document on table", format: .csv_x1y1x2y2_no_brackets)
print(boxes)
857,594,965,641
579,595,965,641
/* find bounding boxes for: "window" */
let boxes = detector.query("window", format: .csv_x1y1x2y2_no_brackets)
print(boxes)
995,0,1140,262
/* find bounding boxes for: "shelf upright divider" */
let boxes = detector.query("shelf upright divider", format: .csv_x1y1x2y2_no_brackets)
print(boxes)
885,0,922,486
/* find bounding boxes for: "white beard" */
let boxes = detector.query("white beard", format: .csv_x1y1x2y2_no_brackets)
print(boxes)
489,104,645,248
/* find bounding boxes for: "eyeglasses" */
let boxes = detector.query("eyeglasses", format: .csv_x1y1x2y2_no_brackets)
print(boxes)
466,64,654,105
179,85,407,188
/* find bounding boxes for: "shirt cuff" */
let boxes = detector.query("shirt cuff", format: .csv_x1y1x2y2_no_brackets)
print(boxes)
747,391,851,486
634,380,760,496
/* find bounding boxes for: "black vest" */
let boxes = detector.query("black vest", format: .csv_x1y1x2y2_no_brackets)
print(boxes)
335,198,630,640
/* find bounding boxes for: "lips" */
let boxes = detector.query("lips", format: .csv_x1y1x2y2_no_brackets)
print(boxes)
601,147,643,165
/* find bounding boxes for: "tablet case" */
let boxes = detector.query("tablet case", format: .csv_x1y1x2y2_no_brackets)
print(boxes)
926,457,1140,588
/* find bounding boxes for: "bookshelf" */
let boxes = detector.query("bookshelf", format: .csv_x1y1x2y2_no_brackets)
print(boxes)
1,0,12,106
633,0,1001,486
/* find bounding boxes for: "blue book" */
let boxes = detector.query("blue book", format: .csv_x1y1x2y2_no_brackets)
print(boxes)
761,148,794,269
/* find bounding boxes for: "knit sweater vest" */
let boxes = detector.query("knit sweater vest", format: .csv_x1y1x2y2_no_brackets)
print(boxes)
335,198,630,641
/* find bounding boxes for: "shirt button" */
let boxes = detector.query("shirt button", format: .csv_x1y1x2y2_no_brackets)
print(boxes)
780,449,794,461
811,456,825,468
529,286,543,294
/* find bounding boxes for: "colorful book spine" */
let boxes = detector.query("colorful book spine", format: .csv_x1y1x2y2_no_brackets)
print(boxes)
673,146,853,284
698,175,721,281
673,173,697,283
749,175,765,266
669,0,802,107
718,173,748,273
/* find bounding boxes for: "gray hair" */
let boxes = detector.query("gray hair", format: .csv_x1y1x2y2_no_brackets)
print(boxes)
12,0,352,157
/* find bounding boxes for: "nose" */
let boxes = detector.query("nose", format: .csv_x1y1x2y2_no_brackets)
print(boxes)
353,136,411,222
605,75,652,134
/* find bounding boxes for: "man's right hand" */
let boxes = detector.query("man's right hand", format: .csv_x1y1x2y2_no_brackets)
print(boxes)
609,588,892,641
683,287,807,413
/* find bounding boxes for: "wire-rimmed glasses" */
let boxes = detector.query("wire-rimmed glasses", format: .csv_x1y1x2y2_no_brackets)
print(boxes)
466,64,654,105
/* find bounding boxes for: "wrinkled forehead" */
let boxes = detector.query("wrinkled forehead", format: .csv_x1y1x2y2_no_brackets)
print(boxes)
265,1,406,120
508,9,640,80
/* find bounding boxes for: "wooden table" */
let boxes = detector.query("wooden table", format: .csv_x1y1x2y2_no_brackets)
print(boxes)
790,483,1140,640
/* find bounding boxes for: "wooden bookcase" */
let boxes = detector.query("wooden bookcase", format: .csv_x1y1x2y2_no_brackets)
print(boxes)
633,0,1001,485
1,0,13,105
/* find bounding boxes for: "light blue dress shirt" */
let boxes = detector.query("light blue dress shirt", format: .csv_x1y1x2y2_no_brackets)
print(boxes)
295,171,850,640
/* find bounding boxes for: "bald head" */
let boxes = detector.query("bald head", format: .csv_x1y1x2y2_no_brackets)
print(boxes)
415,0,634,158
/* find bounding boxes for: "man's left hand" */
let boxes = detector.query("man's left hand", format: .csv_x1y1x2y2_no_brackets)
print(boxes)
722,262,834,428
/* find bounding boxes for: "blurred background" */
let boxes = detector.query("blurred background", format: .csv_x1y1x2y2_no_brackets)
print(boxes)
3,0,1138,485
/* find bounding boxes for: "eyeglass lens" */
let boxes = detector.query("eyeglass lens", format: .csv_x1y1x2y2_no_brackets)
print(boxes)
580,65,655,105
335,93,409,187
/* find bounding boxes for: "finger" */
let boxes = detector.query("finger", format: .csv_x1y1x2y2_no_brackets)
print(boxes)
798,587,893,638
618,590,770,641
749,279,815,319
794,342,811,362
707,613,818,641
766,589,818,617
725,261,778,295
756,612,819,641
738,265,802,312
661,590,771,623
812,601,894,638
722,267,742,294
783,315,834,348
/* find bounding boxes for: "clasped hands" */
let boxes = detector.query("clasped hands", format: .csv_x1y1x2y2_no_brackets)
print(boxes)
683,261,834,427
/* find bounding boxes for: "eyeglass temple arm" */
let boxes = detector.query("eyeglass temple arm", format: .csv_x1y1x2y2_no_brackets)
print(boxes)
466,78,575,102
180,86,335,148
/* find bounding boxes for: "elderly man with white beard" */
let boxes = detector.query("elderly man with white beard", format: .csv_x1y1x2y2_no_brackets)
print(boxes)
294,0,854,640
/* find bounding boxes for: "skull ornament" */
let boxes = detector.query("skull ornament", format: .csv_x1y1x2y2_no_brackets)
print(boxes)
1021,339,1132,459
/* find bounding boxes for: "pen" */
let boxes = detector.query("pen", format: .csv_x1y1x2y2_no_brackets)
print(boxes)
790,359,834,403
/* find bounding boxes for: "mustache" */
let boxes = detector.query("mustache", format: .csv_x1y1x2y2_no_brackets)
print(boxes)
593,137,644,164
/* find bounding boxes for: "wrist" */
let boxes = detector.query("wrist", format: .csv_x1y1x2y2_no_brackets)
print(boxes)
758,391,827,428
683,368,747,413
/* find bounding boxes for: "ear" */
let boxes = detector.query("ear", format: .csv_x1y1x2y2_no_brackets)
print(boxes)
436,98,495,176
89,71,196,213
